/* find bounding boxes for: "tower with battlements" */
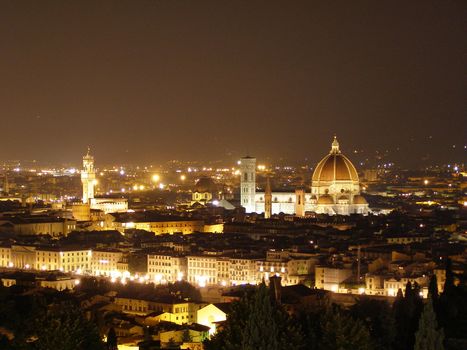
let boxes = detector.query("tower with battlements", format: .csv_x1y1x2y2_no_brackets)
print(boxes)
81,148,96,204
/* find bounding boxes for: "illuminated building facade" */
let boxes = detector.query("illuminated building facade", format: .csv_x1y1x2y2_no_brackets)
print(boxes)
91,249,124,277
229,257,258,285
108,215,205,235
0,216,76,237
35,247,92,273
115,296,204,324
1,244,92,273
0,245,11,267
186,255,218,286
314,265,353,291
147,254,187,283
91,198,128,214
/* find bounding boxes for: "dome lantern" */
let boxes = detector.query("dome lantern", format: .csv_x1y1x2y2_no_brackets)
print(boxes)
330,135,340,154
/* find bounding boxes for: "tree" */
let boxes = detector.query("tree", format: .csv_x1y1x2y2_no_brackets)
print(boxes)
350,298,395,350
404,281,414,301
169,281,202,301
428,275,439,302
437,260,467,340
204,283,304,350
34,302,105,350
443,258,454,296
393,282,423,350
414,299,444,350
182,328,192,343
319,305,373,350
298,311,320,350
106,327,118,350
128,254,147,275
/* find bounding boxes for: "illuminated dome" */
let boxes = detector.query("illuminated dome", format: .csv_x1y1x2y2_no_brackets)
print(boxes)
312,137,359,183
353,195,368,205
317,194,334,205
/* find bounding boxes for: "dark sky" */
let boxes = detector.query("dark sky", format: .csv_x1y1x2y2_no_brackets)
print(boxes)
1,0,465,166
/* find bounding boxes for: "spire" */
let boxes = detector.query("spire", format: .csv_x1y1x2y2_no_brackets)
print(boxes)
330,135,340,154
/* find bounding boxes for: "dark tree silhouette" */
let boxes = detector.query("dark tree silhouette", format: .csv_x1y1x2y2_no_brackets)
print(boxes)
34,301,104,350
106,327,118,350
320,305,373,350
414,298,444,350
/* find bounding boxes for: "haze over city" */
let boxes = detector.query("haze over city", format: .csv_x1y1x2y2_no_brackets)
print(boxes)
1,0,465,165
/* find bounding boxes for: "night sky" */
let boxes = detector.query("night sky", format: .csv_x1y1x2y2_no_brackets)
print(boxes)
1,0,465,166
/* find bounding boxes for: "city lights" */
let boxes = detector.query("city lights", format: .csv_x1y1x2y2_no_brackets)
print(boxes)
0,3,464,348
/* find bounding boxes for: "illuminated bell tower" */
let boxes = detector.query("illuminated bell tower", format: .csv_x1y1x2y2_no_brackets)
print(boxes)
264,177,272,219
240,156,256,213
81,147,96,204
295,188,305,217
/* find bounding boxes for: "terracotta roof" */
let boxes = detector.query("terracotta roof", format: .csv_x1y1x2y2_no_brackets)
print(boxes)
312,153,359,182
317,194,334,205
353,195,368,204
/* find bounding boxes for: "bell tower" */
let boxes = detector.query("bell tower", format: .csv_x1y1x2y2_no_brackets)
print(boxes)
264,177,272,219
81,147,96,204
239,156,256,213
295,188,305,217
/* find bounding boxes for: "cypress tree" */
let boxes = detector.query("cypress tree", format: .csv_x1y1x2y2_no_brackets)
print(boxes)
428,275,439,301
443,258,454,296
414,299,444,350
405,281,413,299
107,327,118,350
394,281,423,350
392,288,407,350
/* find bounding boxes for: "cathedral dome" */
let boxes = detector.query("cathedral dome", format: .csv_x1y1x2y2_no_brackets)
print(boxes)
194,177,217,193
353,195,368,205
312,137,359,183
317,194,334,205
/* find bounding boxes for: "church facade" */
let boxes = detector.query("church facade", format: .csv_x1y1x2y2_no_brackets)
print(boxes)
240,137,369,216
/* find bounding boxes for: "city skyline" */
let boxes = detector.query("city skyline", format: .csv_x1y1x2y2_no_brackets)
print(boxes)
0,2,465,348
1,0,465,165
